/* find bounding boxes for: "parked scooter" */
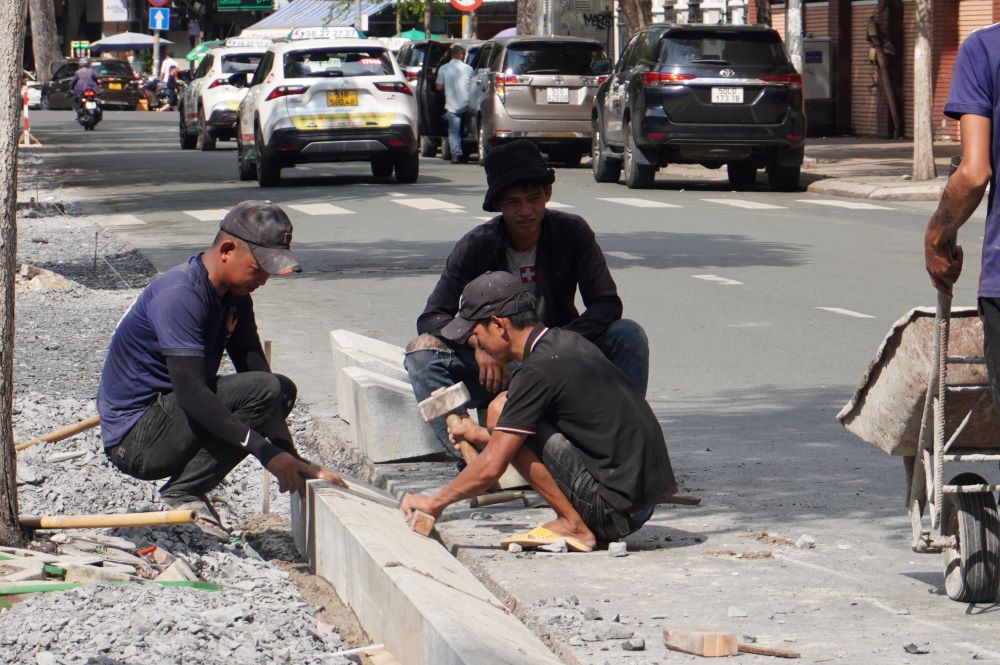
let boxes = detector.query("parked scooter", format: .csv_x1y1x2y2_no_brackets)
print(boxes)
75,89,102,130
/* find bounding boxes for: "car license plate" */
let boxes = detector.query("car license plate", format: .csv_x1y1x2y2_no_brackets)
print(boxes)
108,82,122,90
711,87,743,104
546,87,569,104
327,90,358,107
85,101,97,109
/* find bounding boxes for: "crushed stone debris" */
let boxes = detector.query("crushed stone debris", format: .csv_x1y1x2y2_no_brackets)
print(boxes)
1,161,355,664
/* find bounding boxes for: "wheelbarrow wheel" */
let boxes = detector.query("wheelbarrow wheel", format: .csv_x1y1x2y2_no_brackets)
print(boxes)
941,472,1000,603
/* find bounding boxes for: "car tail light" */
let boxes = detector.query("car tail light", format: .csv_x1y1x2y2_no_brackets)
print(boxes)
786,133,803,141
374,81,412,96
82,90,96,97
642,72,695,87
265,85,310,101
761,73,803,85
403,70,419,81
582,75,608,86
208,78,231,89
279,142,300,151
387,138,406,146
646,132,666,140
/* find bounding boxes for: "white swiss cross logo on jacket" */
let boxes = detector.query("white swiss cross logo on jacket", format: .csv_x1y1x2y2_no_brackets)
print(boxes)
519,266,537,283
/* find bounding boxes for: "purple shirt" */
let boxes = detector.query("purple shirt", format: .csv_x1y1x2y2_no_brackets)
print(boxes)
944,23,1000,296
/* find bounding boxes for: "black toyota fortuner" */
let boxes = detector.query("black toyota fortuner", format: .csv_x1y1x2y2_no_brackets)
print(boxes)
591,24,805,190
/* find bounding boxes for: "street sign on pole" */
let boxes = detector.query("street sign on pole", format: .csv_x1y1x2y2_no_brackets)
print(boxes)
450,0,482,11
149,7,169,31
149,0,169,6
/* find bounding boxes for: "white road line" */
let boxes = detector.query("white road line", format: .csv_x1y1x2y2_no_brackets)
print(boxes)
606,251,642,261
816,307,875,319
475,216,493,221
597,197,681,208
388,192,407,197
546,201,573,209
702,198,786,210
442,208,463,214
393,198,463,211
100,214,147,227
693,274,743,286
798,199,894,210
289,203,354,216
183,209,230,222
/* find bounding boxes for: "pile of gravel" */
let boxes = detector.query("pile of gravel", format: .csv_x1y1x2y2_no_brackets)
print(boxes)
3,156,355,664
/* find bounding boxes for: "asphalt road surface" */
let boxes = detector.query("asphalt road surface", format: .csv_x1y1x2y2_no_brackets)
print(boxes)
26,110,1000,663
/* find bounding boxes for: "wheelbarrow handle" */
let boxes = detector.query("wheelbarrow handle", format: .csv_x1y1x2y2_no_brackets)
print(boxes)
936,290,953,322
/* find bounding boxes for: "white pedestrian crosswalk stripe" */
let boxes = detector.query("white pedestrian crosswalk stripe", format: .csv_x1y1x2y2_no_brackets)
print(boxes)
597,197,681,208
289,203,353,216
606,251,642,261
183,209,230,221
100,214,146,227
693,274,743,285
475,216,493,221
547,201,573,208
816,307,875,319
393,198,463,211
701,199,786,210
798,199,894,210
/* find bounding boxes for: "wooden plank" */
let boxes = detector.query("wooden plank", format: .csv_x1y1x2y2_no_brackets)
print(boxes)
663,628,738,657
360,648,400,665
407,509,435,537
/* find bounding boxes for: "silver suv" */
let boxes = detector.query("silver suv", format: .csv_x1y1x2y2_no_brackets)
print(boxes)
419,36,609,165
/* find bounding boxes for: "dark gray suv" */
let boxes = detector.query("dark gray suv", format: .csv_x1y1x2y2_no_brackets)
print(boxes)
592,25,805,190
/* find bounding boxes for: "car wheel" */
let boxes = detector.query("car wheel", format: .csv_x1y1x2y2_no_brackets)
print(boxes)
441,140,452,161
592,119,621,183
178,107,197,150
766,163,801,192
197,107,216,151
255,128,280,187
394,152,419,184
236,130,256,181
371,156,394,179
622,121,655,189
40,93,50,110
727,161,757,188
477,123,492,164
419,136,437,158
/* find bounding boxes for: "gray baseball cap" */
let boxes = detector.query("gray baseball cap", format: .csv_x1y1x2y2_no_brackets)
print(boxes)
441,271,537,342
220,200,301,275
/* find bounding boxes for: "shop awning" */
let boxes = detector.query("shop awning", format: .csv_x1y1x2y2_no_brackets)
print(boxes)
244,0,393,31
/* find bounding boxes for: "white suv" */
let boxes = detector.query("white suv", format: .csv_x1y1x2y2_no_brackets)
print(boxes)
236,28,420,186
179,38,270,151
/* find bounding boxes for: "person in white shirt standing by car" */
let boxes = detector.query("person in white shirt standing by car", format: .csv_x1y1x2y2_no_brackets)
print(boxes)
435,44,473,164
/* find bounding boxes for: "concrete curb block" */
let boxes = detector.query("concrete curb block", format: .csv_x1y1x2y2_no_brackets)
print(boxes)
806,178,944,201
293,481,563,665
331,330,409,424
342,367,441,463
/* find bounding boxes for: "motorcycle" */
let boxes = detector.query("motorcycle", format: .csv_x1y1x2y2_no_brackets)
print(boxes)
75,89,102,130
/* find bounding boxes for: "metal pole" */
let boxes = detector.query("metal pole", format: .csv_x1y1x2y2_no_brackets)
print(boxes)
785,0,803,73
153,31,160,81
355,0,362,31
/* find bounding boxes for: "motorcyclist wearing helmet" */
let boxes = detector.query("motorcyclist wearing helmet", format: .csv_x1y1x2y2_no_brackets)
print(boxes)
70,58,100,97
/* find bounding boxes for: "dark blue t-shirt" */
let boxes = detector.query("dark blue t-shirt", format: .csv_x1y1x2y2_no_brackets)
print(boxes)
97,255,258,448
944,23,1000,297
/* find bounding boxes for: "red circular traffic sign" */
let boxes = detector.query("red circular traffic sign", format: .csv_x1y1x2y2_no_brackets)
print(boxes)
450,0,482,11
148,0,169,7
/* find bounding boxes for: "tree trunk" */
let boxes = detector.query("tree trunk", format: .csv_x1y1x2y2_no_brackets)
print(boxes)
424,1,431,38
618,0,651,39
755,0,771,26
913,0,936,180
517,0,539,35
0,0,27,548
28,0,61,84
396,3,402,36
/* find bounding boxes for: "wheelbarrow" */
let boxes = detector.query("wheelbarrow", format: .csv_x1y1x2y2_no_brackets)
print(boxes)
838,293,1000,602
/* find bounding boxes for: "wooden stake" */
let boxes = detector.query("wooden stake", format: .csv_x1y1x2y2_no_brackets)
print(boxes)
20,509,196,530
15,414,100,452
261,339,272,515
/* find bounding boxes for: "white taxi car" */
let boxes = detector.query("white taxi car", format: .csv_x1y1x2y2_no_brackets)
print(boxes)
179,38,270,151
236,28,419,186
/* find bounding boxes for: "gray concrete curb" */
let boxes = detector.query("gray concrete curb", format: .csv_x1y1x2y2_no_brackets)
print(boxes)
805,177,945,201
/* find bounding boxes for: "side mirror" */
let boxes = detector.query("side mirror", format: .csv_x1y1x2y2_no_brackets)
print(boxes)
228,71,251,88
591,59,611,76
177,70,193,83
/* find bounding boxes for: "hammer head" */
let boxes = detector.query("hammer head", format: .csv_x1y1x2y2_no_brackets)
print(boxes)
418,382,471,421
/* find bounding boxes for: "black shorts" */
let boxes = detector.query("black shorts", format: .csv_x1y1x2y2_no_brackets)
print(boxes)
524,421,653,543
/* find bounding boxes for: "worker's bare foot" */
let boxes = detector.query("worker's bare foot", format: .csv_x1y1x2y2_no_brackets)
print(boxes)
541,517,596,550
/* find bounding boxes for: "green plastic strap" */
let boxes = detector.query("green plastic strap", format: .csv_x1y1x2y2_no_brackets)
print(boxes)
0,580,220,595
43,565,66,577
0,598,11,609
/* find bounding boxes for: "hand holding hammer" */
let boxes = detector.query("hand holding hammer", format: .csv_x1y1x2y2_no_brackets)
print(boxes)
417,382,483,465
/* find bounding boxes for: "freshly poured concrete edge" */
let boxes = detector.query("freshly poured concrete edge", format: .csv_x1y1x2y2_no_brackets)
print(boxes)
292,480,563,665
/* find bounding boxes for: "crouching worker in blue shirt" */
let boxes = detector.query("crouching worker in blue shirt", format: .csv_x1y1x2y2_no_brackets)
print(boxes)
98,201,345,539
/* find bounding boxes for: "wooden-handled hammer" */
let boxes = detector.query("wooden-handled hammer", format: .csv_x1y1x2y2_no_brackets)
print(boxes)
417,382,479,466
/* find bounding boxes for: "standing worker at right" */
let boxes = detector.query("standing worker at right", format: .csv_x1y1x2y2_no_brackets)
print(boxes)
436,44,473,164
924,26,999,396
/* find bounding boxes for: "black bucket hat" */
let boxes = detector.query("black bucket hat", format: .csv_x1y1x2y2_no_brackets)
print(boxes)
441,271,537,342
220,200,301,275
481,140,555,212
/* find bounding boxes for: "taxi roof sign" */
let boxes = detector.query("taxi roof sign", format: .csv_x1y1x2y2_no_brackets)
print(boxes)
289,27,361,41
225,37,273,48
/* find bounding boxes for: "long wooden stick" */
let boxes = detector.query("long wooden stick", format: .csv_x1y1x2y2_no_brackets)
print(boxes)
15,414,100,452
20,510,196,530
261,339,272,515
738,643,801,659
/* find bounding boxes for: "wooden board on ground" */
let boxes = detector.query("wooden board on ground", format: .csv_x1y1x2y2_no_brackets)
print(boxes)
360,648,400,665
663,628,738,657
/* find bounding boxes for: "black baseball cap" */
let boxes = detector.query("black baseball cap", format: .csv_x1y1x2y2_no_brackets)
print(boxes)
219,200,301,275
441,271,537,342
